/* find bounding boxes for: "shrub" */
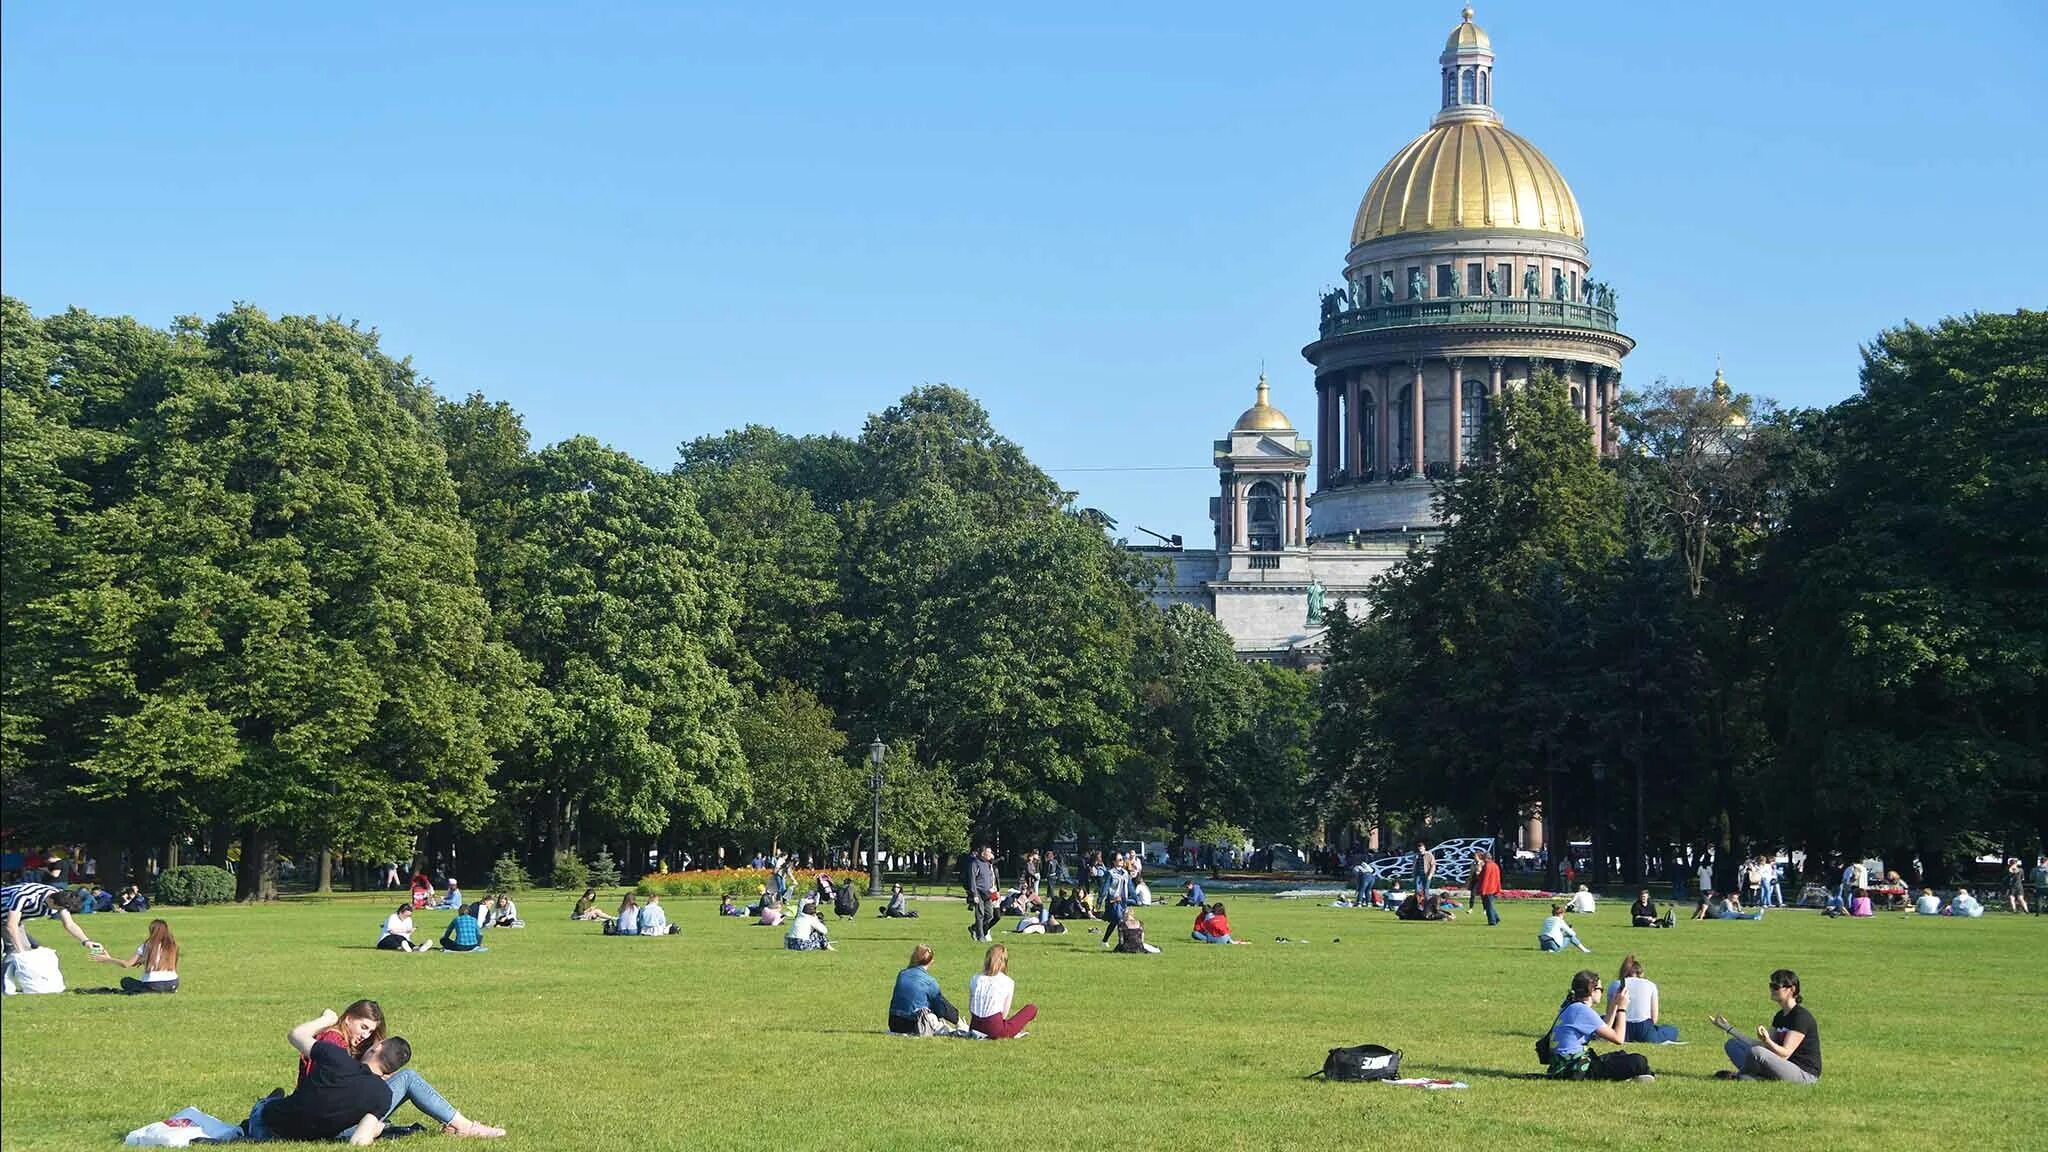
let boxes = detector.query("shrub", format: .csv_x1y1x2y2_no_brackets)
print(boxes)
155,865,236,906
551,850,589,890
488,852,531,895
636,868,866,900
587,848,621,889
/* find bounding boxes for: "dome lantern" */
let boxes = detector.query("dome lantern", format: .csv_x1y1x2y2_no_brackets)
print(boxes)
1232,372,1295,433
1436,7,1498,126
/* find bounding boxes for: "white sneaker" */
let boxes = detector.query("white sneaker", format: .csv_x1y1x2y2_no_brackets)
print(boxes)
1631,1074,1656,1083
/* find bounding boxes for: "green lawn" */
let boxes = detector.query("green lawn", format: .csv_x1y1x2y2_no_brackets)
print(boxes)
3,888,2043,1150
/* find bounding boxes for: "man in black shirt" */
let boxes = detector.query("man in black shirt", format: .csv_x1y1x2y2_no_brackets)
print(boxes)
1714,968,1821,1083
246,1009,411,1143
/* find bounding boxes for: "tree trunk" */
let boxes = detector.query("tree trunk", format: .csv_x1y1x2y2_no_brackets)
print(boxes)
236,825,279,902
166,837,181,870
208,817,235,868
316,848,334,893
1544,746,1563,893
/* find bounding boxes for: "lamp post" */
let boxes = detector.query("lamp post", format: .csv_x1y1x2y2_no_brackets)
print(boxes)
867,738,887,896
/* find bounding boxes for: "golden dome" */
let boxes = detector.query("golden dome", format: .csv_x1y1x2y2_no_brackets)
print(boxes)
1712,365,1748,427
1447,7,1490,52
1233,373,1294,432
1352,119,1583,244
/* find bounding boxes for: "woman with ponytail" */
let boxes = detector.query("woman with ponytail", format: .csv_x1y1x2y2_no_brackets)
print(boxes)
1544,969,1653,1081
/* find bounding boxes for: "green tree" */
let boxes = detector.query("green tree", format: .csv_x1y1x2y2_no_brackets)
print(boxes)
730,682,857,856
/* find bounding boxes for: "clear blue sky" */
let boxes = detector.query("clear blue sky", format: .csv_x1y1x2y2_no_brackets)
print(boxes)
6,2,2043,545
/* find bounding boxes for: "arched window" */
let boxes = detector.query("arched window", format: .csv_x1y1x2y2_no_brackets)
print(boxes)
1460,69,1475,104
1479,70,1489,104
1444,70,1457,105
1460,380,1487,461
1247,480,1283,551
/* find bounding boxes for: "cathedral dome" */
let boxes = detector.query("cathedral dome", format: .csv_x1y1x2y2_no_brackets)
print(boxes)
1232,374,1294,432
1445,7,1489,51
1351,120,1583,245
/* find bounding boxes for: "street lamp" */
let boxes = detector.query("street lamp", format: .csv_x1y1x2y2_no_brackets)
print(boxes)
867,738,887,896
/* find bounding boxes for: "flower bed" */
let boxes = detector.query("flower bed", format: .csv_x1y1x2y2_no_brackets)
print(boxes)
634,868,867,899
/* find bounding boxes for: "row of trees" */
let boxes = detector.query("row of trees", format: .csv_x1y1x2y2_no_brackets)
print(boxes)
1317,310,2046,890
1,297,1317,896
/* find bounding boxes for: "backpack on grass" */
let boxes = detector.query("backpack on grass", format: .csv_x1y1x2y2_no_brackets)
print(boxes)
1308,1044,1403,1081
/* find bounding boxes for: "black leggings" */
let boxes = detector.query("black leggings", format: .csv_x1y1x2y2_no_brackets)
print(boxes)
376,934,409,950
121,977,177,994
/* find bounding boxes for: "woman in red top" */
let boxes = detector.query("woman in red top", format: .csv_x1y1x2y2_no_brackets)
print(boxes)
1472,850,1504,927
297,999,384,1083
1191,902,1237,943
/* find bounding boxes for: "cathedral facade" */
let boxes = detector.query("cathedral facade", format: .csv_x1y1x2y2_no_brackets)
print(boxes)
1146,8,1631,661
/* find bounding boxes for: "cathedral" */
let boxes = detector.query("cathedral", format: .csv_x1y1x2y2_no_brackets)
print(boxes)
1146,8,1631,661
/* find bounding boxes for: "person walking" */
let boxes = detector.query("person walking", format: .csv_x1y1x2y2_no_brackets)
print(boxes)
1472,849,1503,926
966,847,999,943
2006,858,2031,914
1098,854,1132,947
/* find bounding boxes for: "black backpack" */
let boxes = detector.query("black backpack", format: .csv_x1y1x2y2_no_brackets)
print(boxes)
1309,1044,1403,1082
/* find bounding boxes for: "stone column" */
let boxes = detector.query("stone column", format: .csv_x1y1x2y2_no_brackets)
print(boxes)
1317,382,1332,487
1409,359,1425,474
1280,475,1295,546
1592,369,1609,456
1447,357,1465,473
1344,371,1363,483
1489,356,1504,399
1232,478,1248,549
1376,366,1391,481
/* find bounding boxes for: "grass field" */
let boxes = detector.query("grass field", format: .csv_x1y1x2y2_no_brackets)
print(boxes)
3,887,2044,1151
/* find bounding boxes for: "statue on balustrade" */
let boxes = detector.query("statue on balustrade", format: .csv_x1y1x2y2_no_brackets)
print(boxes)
1583,279,1599,306
1379,271,1395,304
1409,269,1425,301
1486,268,1500,297
1321,289,1346,325
1607,286,1620,313
1552,269,1568,300
1306,579,1326,626
1523,267,1540,298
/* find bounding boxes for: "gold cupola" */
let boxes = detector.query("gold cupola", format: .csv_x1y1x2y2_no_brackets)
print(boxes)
1232,373,1295,432
1350,7,1584,245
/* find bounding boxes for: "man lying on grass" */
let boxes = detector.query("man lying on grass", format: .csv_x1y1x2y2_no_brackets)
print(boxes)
243,1008,504,1143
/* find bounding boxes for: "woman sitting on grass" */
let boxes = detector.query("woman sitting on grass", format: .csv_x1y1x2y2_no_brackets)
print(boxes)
1947,888,1984,917
879,883,919,919
1848,889,1875,918
1111,909,1160,954
719,893,749,917
1565,885,1598,914
1191,902,1239,942
1538,904,1591,953
441,903,485,952
1714,968,1821,1083
1710,893,1764,921
571,888,607,922
1608,955,1678,1043
298,999,386,1083
483,894,521,928
377,905,431,952
1544,969,1653,1081
756,891,786,927
967,944,1037,1039
1914,888,1941,915
290,1002,507,1138
887,944,960,1035
86,918,179,993
1629,889,1673,928
785,899,833,951
610,893,641,936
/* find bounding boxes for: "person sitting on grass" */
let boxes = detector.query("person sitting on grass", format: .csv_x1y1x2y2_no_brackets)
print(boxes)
1050,886,1086,921
1565,884,1597,915
785,899,833,951
1608,955,1678,1043
483,894,521,928
610,893,641,936
1713,968,1821,1083
1014,900,1064,934
1538,904,1591,953
1848,888,1875,918
879,883,919,919
1111,908,1161,954
571,888,607,922
1947,888,1984,918
298,1000,384,1084
1710,893,1764,921
81,917,179,993
262,1006,506,1143
719,893,750,917
638,895,677,936
1178,880,1206,907
440,904,484,952
967,943,1037,1039
1629,889,1673,928
376,905,432,953
117,885,149,914
1543,969,1653,1081
1914,888,1941,915
435,879,463,911
1191,902,1241,942
1397,892,1455,922
410,874,432,909
887,944,961,1035
756,891,786,927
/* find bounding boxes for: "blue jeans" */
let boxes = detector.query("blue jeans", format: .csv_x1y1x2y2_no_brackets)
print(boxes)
1353,871,1378,903
1758,878,1779,907
1481,894,1499,925
1625,1020,1679,1044
1191,931,1232,943
338,1068,458,1140
1538,936,1564,952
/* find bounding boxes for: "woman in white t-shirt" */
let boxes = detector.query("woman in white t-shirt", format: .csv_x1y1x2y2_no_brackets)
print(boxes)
1565,885,1597,914
376,904,430,952
1607,954,1677,1043
93,918,180,992
967,944,1037,1039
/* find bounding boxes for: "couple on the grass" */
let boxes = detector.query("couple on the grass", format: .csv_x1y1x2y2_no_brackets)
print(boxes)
241,998,505,1143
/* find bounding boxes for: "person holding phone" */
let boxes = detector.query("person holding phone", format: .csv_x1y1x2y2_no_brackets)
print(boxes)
1712,968,1821,1082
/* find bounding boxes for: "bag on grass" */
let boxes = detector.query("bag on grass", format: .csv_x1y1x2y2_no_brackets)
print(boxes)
1309,1043,1403,1081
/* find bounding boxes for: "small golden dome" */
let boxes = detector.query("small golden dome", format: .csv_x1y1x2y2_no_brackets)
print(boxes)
1447,7,1490,52
1712,366,1748,427
1352,119,1583,244
1233,373,1295,432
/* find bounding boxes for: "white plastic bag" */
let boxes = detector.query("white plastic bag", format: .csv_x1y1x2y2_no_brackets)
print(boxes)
125,1106,242,1145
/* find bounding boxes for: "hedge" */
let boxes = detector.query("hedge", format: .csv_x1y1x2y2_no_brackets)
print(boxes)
635,868,867,900
156,865,236,905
